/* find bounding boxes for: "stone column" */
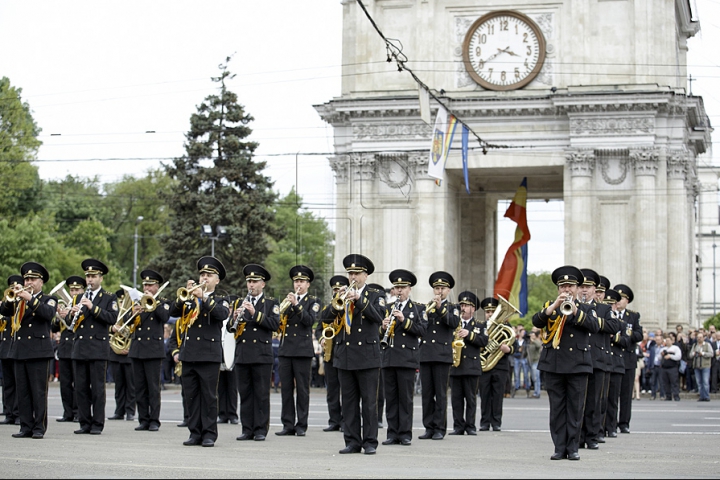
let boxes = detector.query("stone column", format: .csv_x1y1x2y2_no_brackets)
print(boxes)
666,150,689,329
349,153,378,258
329,155,350,273
630,147,659,325
566,149,596,267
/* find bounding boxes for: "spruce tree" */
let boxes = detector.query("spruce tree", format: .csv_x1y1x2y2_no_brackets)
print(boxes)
154,59,283,294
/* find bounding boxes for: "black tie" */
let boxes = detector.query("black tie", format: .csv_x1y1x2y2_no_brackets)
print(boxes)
86,291,93,302
251,297,257,305
462,320,467,329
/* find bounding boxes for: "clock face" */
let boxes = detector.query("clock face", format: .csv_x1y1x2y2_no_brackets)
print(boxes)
462,10,546,91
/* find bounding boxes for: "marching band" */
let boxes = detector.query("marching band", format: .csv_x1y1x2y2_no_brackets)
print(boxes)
0,255,642,461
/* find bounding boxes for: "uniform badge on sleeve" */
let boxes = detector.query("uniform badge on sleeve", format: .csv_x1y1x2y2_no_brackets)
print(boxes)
625,326,632,336
378,298,386,307
223,301,229,309
592,310,597,318
423,311,428,321
111,301,118,312
273,305,280,314
163,303,170,311
453,309,459,317
473,327,480,334
48,299,57,308
312,303,320,312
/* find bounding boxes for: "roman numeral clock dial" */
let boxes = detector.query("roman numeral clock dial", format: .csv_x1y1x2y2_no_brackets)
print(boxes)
462,10,546,91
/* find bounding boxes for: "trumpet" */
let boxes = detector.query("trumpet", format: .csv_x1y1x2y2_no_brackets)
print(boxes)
425,300,437,311
380,300,402,348
279,289,301,316
228,293,252,334
4,285,33,302
177,282,208,302
559,294,575,316
331,280,357,311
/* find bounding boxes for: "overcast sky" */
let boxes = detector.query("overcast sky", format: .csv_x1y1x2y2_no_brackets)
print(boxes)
1,0,717,274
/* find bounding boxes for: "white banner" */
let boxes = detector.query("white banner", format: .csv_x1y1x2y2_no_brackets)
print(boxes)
427,106,457,180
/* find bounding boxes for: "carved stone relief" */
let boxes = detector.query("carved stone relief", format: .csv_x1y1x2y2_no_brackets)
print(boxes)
566,149,596,177
570,117,655,136
630,147,659,176
377,154,412,189
596,149,630,185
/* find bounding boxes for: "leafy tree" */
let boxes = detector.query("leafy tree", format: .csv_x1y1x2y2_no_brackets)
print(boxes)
265,188,334,300
154,59,283,294
0,77,44,219
41,175,105,235
703,314,720,331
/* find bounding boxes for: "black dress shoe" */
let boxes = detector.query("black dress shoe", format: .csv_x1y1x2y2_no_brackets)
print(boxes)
202,439,215,447
254,434,266,441
448,430,464,436
607,431,617,438
597,436,606,443
550,452,565,460
108,414,124,420
74,429,90,435
126,414,135,421
0,417,15,425
382,438,399,445
149,425,159,432
619,427,630,434
32,433,44,439
177,422,188,428
12,431,31,438
89,429,102,435
295,429,306,437
364,446,376,455
418,431,433,440
275,429,295,436
323,425,341,432
579,443,585,449
339,446,361,454
183,438,201,446
492,426,501,432
466,430,477,436
586,442,599,450
479,426,490,431
56,417,73,423
230,419,239,425
432,433,443,440
135,424,150,431
237,434,254,441
568,452,580,461
400,438,411,446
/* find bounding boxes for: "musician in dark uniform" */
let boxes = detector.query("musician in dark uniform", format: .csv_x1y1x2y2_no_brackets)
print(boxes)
478,297,514,432
418,271,460,440
170,256,229,447
316,275,348,432
613,284,642,434
217,294,239,425
0,263,57,439
334,254,385,455
379,269,426,446
108,287,136,422
168,331,189,428
127,269,170,432
532,265,600,460
448,291,488,436
275,265,320,437
233,264,279,442
594,276,614,444
69,259,118,435
0,275,22,426
578,269,618,450
369,282,388,430
52,276,85,423
601,289,625,438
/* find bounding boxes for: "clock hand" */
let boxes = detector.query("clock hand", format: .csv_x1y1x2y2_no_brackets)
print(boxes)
504,48,520,57
478,48,506,65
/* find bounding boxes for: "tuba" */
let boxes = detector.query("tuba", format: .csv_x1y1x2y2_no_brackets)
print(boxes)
480,295,520,372
110,282,169,355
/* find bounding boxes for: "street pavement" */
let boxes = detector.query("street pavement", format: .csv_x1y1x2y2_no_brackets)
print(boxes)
1,383,719,478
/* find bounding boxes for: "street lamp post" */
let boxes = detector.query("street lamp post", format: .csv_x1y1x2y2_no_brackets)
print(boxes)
201,225,228,257
134,216,144,289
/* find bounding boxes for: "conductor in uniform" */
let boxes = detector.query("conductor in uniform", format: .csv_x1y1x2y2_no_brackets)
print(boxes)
69,258,118,435
0,275,23,426
170,256,229,447
532,266,599,460
418,271,460,440
276,265,320,437
128,269,170,432
334,254,385,455
233,264,279,442
0,262,57,439
448,291,488,436
380,269,427,446
53,275,85,423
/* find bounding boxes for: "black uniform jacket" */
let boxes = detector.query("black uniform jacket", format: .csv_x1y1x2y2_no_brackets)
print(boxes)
449,317,488,376
232,294,280,366
278,293,319,358
380,300,427,369
588,301,620,372
129,299,171,360
170,292,228,363
532,300,600,375
609,319,627,374
51,316,75,360
332,285,385,371
0,315,13,360
419,300,460,364
70,289,118,361
0,293,56,361
618,309,642,369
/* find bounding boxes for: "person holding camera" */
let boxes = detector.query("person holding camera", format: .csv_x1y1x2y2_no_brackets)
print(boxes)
659,336,682,401
691,333,714,401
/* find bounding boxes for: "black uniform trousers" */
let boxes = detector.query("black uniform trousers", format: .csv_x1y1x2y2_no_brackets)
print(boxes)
618,367,636,430
383,366,416,441
479,368,507,429
14,359,50,436
74,359,107,432
451,375,479,433
279,357,312,431
217,369,238,423
605,372,623,434
236,363,272,437
323,360,342,429
182,361,220,442
58,358,76,420
419,362,450,436
545,372,588,456
598,370,611,437
110,361,136,417
1,358,18,421
132,358,162,428
580,369,605,444
377,369,385,424
338,367,379,450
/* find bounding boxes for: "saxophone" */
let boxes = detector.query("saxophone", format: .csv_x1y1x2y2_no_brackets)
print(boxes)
452,320,465,368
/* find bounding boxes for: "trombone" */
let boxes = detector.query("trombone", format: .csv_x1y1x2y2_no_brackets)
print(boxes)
177,282,208,302
4,285,33,302
331,280,357,311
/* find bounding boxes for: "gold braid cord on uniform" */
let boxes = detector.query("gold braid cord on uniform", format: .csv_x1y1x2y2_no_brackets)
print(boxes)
278,313,288,337
11,301,25,336
542,314,566,349
176,298,199,347
0,318,6,333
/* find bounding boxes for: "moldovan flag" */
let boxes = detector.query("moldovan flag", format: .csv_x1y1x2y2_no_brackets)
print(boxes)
428,106,458,181
494,178,531,316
